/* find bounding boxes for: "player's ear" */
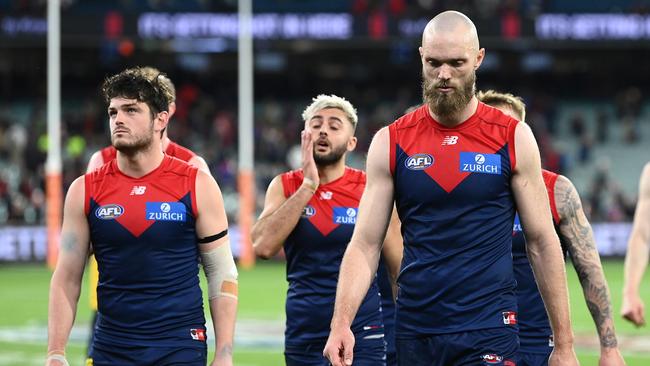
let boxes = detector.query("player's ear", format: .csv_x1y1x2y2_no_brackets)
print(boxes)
475,48,485,69
155,111,170,134
347,135,357,152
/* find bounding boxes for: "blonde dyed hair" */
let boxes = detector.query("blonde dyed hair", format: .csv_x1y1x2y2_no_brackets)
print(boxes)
302,94,358,129
477,89,526,121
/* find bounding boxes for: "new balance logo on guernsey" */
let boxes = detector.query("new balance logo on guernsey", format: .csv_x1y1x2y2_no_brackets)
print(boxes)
130,186,146,195
442,136,458,145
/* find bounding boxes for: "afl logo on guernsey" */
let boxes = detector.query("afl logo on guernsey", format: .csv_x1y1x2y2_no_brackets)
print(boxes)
146,202,186,222
302,205,316,218
95,204,124,220
405,153,434,170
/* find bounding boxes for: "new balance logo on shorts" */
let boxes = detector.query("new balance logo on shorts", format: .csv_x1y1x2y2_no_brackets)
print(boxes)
190,328,206,341
502,311,517,325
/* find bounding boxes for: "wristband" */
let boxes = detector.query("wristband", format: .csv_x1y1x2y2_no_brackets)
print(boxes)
46,354,69,366
302,177,318,192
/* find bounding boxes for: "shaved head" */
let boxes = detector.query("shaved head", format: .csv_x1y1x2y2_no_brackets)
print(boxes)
422,11,479,52
419,11,484,124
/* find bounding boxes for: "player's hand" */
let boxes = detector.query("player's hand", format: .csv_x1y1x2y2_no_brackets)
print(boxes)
323,326,355,366
210,354,233,366
621,293,645,327
548,344,579,366
301,129,319,187
599,346,626,366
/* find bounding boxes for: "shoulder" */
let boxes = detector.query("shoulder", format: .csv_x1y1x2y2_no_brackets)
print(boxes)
478,102,519,129
390,105,428,131
64,175,87,211
281,169,304,183
345,167,366,184
167,141,197,162
641,162,650,182
87,150,105,173
165,155,199,177
100,146,116,161
542,169,560,189
553,174,582,220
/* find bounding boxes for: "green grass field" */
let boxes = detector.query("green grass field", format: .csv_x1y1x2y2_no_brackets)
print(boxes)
1,260,649,365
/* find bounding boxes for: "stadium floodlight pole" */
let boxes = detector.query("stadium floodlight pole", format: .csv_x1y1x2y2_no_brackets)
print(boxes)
238,0,255,269
46,0,62,269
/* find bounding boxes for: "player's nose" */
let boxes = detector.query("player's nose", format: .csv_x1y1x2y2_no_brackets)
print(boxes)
437,64,452,80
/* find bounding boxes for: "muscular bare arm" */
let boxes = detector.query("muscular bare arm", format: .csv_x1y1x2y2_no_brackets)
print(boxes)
195,170,237,366
47,177,91,365
324,127,395,366
623,162,650,327
252,129,319,259
555,176,624,363
511,123,577,364
382,206,403,299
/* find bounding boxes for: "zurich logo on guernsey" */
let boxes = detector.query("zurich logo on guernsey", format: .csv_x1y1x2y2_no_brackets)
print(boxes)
333,207,358,224
95,204,124,220
146,202,186,222
405,153,434,170
460,152,502,175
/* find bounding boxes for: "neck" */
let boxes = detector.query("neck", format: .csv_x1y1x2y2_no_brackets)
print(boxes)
161,135,171,151
428,96,479,127
116,140,165,178
317,159,347,184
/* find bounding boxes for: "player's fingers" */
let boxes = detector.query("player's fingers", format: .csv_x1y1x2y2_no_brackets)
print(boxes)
323,344,342,366
623,308,644,326
342,338,354,365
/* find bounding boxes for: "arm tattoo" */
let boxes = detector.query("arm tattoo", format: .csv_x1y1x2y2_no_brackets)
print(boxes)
556,177,618,348
61,232,78,253
217,344,233,357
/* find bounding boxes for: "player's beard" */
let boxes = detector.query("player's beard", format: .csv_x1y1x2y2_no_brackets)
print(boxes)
422,70,476,118
112,120,154,156
313,141,348,167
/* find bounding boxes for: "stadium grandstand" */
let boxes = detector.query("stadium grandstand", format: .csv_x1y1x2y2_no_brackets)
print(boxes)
1,0,649,365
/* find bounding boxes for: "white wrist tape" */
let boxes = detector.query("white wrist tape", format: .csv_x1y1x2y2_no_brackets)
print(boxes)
46,354,69,366
200,240,239,300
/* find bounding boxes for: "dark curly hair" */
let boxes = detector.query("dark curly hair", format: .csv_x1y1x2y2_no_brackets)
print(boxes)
101,67,173,118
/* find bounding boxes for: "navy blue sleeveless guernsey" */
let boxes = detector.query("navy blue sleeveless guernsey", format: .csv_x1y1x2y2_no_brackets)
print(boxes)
85,155,206,348
513,169,563,353
281,168,384,347
389,103,519,337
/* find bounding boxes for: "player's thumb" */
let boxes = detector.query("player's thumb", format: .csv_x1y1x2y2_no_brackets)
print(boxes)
343,339,354,365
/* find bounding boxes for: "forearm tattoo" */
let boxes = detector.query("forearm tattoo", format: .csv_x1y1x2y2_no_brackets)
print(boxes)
556,177,618,348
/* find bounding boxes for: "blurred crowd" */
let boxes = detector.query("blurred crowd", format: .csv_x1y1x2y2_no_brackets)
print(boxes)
0,81,646,225
6,0,650,17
